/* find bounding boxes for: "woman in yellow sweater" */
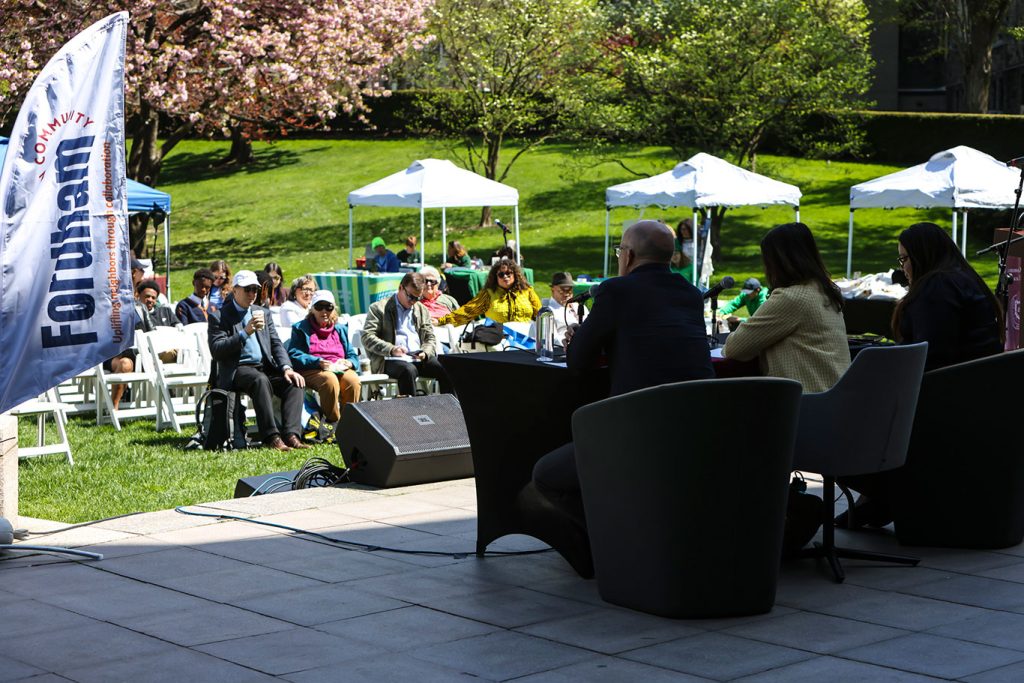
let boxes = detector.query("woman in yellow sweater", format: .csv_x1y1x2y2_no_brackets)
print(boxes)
438,259,542,326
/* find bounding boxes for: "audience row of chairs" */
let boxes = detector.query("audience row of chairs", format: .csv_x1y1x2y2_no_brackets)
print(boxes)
9,312,473,462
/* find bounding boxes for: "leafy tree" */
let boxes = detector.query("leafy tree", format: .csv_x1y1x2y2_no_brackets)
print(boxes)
587,0,874,264
408,0,600,225
0,0,429,254
900,0,1014,113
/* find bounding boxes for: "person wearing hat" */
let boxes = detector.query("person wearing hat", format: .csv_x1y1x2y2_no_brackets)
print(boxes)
719,277,768,329
541,272,581,339
288,290,362,434
370,236,400,273
208,270,309,452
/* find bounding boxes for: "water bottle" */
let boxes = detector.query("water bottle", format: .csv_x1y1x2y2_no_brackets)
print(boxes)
535,307,555,362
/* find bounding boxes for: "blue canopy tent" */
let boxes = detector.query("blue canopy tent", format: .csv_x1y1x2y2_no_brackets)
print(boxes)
0,136,174,297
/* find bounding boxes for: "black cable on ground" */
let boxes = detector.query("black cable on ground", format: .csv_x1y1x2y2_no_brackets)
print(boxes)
23,511,144,537
174,506,551,559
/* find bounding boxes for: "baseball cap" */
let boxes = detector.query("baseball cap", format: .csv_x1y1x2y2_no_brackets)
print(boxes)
233,270,259,288
741,277,762,294
311,290,336,307
371,237,386,249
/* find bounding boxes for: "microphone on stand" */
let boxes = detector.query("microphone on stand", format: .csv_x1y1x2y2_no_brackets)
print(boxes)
567,284,599,305
702,276,735,301
495,219,511,235
1007,156,1024,169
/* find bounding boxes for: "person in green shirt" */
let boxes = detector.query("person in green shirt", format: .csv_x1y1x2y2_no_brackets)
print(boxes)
670,248,694,283
443,240,472,269
719,277,768,328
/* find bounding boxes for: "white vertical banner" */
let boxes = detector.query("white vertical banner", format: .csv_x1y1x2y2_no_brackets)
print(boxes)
0,12,133,413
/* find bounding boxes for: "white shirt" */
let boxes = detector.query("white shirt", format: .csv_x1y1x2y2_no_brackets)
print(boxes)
279,300,308,329
541,297,579,339
394,295,421,353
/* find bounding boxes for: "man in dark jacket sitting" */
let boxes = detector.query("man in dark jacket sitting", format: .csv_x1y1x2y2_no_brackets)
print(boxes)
208,270,308,452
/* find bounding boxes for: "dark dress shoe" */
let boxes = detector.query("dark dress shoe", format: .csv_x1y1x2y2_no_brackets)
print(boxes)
285,434,311,449
834,495,893,529
266,435,291,452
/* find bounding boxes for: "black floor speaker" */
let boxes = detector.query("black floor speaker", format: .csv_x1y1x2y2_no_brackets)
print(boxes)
337,394,473,488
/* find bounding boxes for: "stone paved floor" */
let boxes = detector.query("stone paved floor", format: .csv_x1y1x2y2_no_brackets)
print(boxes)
4,477,1024,681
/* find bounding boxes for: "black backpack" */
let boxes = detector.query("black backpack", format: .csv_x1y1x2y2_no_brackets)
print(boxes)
191,389,248,450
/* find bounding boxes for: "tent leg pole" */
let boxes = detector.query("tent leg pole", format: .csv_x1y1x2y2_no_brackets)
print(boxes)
164,217,171,301
795,207,800,223
962,210,969,257
420,207,426,269
847,211,854,279
603,210,610,278
348,206,354,269
514,206,520,264
441,207,447,266
692,209,698,283
952,210,958,246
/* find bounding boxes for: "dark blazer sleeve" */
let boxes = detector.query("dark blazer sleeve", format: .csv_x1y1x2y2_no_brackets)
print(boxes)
209,306,246,361
261,309,292,369
567,283,615,370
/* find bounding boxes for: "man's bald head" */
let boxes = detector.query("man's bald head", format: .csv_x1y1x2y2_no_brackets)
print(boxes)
619,220,675,275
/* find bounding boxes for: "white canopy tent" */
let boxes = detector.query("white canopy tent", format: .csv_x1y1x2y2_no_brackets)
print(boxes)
847,145,1020,277
347,159,521,267
603,152,802,278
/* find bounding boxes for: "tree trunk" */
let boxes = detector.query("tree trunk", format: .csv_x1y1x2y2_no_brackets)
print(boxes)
221,125,255,166
478,132,502,227
129,213,151,259
952,0,1010,113
708,206,727,270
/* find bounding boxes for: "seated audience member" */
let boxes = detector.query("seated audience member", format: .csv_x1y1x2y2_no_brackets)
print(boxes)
418,265,459,323
541,272,580,339
719,277,768,329
135,279,178,332
532,220,713,521
263,262,287,307
670,248,694,283
256,270,274,307
438,259,541,326
396,235,420,264
288,291,361,434
361,272,453,396
131,256,169,306
175,268,215,325
494,245,517,263
280,275,316,329
892,222,1002,370
837,222,1004,529
443,240,472,269
723,223,850,393
370,237,400,273
208,270,308,452
208,259,232,313
106,278,179,407
675,218,695,260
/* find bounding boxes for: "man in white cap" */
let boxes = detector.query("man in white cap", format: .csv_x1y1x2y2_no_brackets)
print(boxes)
209,270,308,451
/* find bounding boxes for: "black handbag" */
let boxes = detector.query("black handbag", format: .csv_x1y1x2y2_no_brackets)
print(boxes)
461,323,504,349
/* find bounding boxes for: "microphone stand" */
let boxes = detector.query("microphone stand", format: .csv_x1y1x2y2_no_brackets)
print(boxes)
709,294,721,348
977,166,1024,312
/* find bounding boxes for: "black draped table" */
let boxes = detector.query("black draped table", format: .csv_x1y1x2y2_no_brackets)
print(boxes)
439,351,608,576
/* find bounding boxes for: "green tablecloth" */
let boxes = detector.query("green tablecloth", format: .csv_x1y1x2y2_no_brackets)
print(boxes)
312,270,405,315
572,278,606,297
445,267,535,304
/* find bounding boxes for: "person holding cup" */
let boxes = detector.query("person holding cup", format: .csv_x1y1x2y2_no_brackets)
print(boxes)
208,270,308,452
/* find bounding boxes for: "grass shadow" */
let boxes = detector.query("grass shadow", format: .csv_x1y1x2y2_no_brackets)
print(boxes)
160,144,323,185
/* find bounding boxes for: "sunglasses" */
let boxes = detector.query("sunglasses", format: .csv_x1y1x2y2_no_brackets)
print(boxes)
403,289,421,302
243,286,261,295
313,302,335,312
424,279,440,286
497,271,515,279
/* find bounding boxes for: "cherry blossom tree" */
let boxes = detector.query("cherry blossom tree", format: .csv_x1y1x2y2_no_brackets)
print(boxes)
1,0,430,252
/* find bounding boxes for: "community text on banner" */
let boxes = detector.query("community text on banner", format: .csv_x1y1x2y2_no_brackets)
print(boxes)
0,12,133,414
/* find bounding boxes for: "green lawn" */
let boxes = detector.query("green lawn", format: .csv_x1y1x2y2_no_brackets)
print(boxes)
18,138,1010,522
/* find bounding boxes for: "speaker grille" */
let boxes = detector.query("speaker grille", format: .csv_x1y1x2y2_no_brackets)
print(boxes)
357,395,469,458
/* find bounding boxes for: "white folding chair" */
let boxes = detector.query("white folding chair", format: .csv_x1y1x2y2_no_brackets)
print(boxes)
95,332,160,430
10,388,74,465
146,327,209,432
55,367,99,416
347,318,399,400
182,322,212,378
